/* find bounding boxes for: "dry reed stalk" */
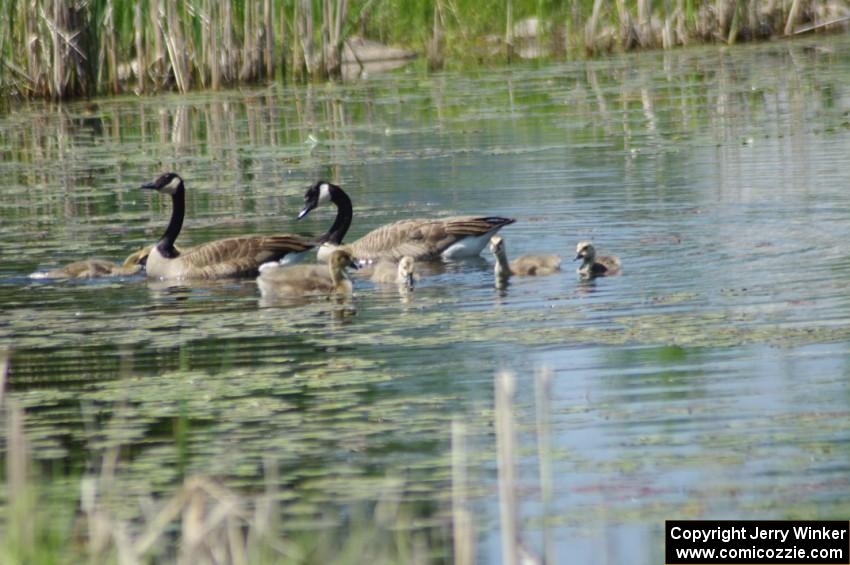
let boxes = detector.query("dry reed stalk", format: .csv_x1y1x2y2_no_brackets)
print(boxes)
451,420,474,565
785,0,802,34
506,0,514,62
299,0,315,78
292,0,303,81
162,0,189,93
181,485,205,561
279,1,289,81
134,2,145,93
586,0,605,52
240,0,254,81
222,0,234,82
320,0,331,77
50,0,65,98
264,0,274,78
675,0,688,43
208,0,220,90
328,0,349,78
535,367,554,565
106,0,118,94
428,0,445,70
495,371,518,565
199,0,210,88
638,0,652,44
150,0,165,88
728,0,740,43
0,352,8,406
6,404,27,501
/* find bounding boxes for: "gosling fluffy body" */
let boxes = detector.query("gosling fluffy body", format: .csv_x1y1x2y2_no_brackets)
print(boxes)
575,241,620,277
30,245,153,279
489,235,561,281
257,249,360,298
370,256,416,287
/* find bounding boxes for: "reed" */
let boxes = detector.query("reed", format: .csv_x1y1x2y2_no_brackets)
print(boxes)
0,0,847,100
495,370,519,565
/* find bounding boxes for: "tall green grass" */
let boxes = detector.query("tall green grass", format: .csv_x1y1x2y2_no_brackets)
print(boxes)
0,0,847,100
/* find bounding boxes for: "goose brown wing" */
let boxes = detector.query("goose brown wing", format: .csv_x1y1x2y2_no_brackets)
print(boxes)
440,216,516,236
352,216,515,261
177,235,315,277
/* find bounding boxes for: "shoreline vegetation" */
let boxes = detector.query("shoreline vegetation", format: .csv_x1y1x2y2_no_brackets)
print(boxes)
0,0,848,102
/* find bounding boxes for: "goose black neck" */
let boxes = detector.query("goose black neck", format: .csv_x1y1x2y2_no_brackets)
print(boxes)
157,182,184,258
320,185,352,245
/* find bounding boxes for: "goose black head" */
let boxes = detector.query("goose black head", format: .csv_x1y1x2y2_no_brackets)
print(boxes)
298,181,336,219
575,241,595,261
141,172,183,195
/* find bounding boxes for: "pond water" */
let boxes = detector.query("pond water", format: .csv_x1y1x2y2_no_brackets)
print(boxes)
3,34,850,562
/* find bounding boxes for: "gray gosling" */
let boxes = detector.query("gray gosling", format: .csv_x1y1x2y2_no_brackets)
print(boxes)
575,241,621,277
140,172,315,280
257,249,360,298
489,235,561,283
30,245,153,279
370,256,416,287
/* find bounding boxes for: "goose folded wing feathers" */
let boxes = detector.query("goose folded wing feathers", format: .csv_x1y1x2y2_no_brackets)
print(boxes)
175,236,315,277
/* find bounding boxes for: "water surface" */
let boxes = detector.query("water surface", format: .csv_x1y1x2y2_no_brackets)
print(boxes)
4,36,850,562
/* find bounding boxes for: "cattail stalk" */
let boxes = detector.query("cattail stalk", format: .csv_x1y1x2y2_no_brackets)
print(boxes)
495,371,518,565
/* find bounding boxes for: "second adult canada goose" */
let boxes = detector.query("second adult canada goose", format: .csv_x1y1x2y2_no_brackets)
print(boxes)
489,235,561,282
140,173,315,279
29,245,153,279
298,181,515,262
370,256,416,287
257,249,360,298
575,241,621,277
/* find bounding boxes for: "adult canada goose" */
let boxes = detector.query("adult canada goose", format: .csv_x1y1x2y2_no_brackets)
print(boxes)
575,241,621,277
29,245,153,279
140,173,315,279
488,235,561,283
297,181,515,262
257,249,359,298
370,256,416,287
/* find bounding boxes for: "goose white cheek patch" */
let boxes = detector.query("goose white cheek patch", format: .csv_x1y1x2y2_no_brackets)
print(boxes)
163,176,181,195
318,183,332,205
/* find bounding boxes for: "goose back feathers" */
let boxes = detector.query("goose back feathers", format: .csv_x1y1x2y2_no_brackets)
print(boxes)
299,181,514,262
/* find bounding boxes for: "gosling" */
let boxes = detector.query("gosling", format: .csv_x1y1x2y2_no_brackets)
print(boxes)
489,235,561,283
29,245,153,279
574,241,621,277
257,249,359,298
370,256,416,288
